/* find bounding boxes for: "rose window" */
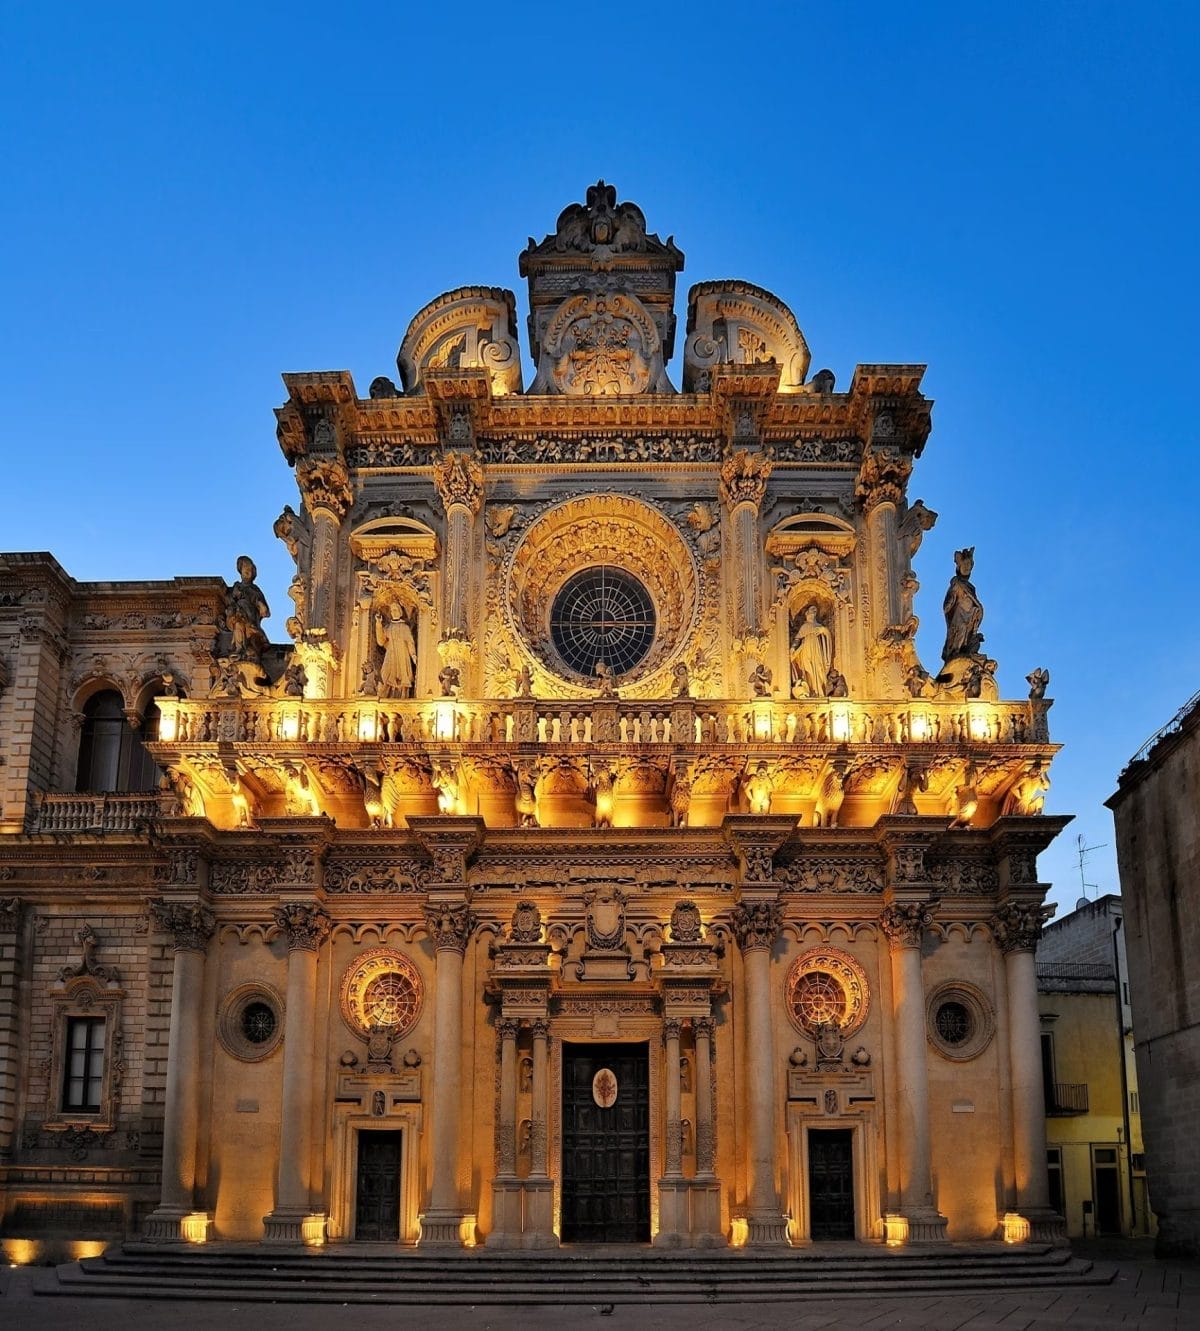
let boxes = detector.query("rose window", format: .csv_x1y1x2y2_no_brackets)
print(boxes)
549,566,656,678
363,971,421,1029
791,972,847,1028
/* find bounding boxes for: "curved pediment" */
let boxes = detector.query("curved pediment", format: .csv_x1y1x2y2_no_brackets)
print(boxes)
397,286,522,397
683,280,811,393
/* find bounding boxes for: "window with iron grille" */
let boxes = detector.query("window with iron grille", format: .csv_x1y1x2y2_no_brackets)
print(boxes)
62,1016,105,1113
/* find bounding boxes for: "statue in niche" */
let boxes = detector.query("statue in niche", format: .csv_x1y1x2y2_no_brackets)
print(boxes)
941,547,985,663
745,761,773,815
225,556,270,663
790,605,833,698
519,1059,533,1095
375,603,417,699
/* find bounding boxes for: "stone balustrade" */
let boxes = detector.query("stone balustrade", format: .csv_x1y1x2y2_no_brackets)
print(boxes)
32,791,175,835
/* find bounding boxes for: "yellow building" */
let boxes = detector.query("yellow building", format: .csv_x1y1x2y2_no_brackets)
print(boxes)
0,184,1069,1256
1037,894,1150,1238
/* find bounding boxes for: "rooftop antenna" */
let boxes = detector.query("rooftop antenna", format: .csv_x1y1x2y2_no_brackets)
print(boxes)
1075,833,1106,909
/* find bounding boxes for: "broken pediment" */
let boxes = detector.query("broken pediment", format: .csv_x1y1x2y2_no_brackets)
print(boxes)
397,286,522,397
683,280,811,393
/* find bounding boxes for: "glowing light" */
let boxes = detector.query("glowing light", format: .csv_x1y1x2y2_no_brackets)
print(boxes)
884,1213,909,1247
4,1239,40,1266
753,706,773,741
69,1241,108,1260
358,710,377,742
968,710,988,741
434,703,456,741
279,711,300,742
831,709,850,743
910,713,927,741
181,1213,211,1244
1002,1212,1030,1244
158,708,178,742
729,1217,749,1248
301,1215,327,1247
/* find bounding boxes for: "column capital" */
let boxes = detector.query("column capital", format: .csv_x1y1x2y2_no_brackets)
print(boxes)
297,456,352,521
0,895,21,933
432,450,484,515
497,1016,520,1042
150,898,216,953
423,900,473,953
854,446,912,513
529,1017,550,1040
662,1016,684,1043
718,447,772,511
878,899,938,949
271,902,331,952
990,899,1054,954
731,898,782,952
407,815,485,887
693,1015,715,1039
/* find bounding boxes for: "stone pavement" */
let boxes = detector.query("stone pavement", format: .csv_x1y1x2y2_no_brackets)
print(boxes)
1,1241,1196,1330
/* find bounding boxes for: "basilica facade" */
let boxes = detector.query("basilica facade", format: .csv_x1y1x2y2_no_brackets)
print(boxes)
0,184,1067,1254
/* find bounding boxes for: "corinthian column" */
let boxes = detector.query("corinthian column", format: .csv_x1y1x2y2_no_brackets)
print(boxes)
719,449,772,648
263,901,331,1243
992,898,1066,1244
296,457,352,637
654,1016,687,1247
486,1016,522,1248
144,899,216,1242
419,899,474,1245
879,896,947,1242
433,450,484,649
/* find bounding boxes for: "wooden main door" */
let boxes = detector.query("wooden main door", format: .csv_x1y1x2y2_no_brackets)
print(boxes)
355,1130,402,1241
808,1128,855,1240
561,1043,650,1243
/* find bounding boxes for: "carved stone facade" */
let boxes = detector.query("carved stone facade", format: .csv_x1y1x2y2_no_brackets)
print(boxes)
0,185,1067,1255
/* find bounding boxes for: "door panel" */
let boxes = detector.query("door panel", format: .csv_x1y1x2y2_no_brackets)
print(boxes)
561,1043,650,1243
356,1130,402,1241
808,1128,855,1240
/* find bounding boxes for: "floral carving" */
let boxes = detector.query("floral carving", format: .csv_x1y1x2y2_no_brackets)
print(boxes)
423,901,473,952
878,899,938,948
731,898,782,951
719,449,772,510
432,451,484,514
271,902,331,951
150,900,217,953
297,457,353,520
990,900,1053,953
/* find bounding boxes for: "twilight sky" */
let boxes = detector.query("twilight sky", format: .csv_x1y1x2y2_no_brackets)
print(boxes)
2,2,1196,913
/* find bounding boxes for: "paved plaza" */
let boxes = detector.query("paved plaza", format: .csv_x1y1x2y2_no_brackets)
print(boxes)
1,1242,1196,1330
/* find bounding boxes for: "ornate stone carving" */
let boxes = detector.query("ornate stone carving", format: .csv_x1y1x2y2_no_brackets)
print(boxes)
0,895,20,932
271,902,331,951
683,280,811,392
990,900,1052,953
530,288,671,397
779,858,884,894
718,449,772,510
786,947,871,1038
789,605,834,698
889,843,928,884
855,450,913,512
1003,762,1050,816
942,547,985,664
340,948,423,1037
57,923,119,984
509,899,543,943
583,885,628,951
731,899,782,951
878,900,938,948
423,901,473,952
297,457,352,520
668,899,703,943
223,556,270,664
432,450,484,514
397,286,522,397
150,899,217,953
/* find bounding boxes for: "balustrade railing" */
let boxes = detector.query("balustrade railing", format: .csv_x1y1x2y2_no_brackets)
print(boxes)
153,695,1050,750
32,791,174,835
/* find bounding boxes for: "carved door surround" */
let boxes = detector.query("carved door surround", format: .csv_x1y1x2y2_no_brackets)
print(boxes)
328,1100,423,1244
785,1086,882,1243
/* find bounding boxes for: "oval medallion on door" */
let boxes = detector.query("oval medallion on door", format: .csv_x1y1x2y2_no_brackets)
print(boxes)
592,1067,618,1108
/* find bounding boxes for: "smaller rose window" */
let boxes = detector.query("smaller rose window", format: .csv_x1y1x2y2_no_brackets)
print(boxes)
786,948,870,1037
363,971,420,1029
791,972,847,1028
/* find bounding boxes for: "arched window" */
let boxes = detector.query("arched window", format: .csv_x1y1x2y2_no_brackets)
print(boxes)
75,691,161,793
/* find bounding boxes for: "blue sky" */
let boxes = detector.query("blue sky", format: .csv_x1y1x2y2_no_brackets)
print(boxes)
2,2,1197,911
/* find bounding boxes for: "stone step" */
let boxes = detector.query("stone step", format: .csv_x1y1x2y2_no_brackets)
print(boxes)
38,1245,1111,1304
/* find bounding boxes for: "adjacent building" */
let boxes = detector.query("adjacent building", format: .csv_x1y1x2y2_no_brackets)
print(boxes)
0,184,1068,1256
1109,694,1200,1258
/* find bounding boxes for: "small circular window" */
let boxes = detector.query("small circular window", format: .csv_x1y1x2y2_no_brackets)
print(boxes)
218,984,285,1062
927,983,995,1061
549,566,656,679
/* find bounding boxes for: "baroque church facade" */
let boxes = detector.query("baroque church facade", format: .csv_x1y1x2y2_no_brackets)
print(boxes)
0,184,1067,1253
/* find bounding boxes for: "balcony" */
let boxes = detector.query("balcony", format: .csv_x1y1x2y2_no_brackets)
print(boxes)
1045,1082,1089,1116
31,791,176,836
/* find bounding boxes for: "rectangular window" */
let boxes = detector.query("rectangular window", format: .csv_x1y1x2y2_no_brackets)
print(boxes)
62,1016,105,1112
1130,1091,1140,1115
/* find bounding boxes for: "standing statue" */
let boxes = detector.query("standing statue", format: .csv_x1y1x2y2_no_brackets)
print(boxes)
1026,667,1050,700
375,604,416,699
790,605,834,697
941,547,985,663
225,556,270,662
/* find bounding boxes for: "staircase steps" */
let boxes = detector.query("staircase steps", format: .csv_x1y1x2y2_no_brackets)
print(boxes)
40,1242,1112,1304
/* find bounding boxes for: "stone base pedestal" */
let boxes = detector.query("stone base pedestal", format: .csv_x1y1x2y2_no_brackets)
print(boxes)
689,1179,727,1247
521,1178,557,1248
1006,1207,1068,1247
142,1206,211,1243
893,1207,948,1243
485,1180,524,1248
262,1209,327,1245
745,1209,791,1246
653,1178,689,1247
418,1209,476,1247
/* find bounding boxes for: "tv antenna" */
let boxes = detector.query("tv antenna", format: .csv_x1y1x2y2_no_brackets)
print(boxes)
1075,833,1107,905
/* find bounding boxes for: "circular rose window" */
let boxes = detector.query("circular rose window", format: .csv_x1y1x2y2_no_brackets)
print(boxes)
340,949,424,1039
550,566,656,678
786,948,870,1037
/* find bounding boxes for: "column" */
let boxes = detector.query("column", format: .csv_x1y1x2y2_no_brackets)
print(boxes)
993,899,1066,1244
654,1017,687,1247
263,902,330,1243
486,1016,522,1248
144,900,216,1241
690,1015,725,1246
433,451,484,672
855,446,913,638
419,900,473,1245
732,898,789,1245
0,898,24,1163
718,450,771,646
880,899,947,1241
522,1016,556,1247
296,457,352,637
